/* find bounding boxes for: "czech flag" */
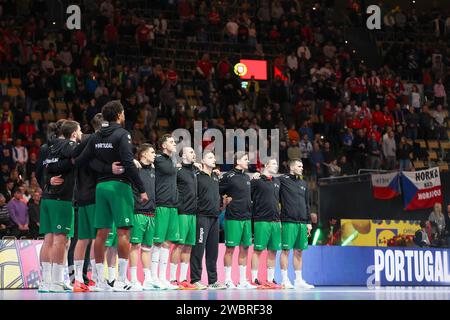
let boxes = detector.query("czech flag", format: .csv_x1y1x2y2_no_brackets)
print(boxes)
371,172,401,200
401,167,442,211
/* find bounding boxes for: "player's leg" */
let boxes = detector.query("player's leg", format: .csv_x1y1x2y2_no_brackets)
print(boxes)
237,219,255,289
190,216,207,290
164,207,180,289
251,221,270,287
73,205,94,292
152,207,173,289
141,215,155,290
280,222,296,289
38,233,53,292
50,233,68,292
169,243,182,284
106,245,117,285
293,224,314,289
224,219,240,289
205,217,226,289
267,222,282,288
178,214,196,289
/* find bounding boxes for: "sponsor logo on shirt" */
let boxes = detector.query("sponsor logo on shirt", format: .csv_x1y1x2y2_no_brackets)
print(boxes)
43,157,59,165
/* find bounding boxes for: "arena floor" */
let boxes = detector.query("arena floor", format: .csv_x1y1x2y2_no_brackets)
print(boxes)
1,287,450,300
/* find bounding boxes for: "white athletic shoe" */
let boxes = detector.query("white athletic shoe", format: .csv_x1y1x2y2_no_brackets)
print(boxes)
192,282,208,290
224,280,236,289
128,281,143,292
91,280,113,292
112,280,131,292
208,282,227,290
282,280,295,289
237,281,257,290
143,279,157,291
294,279,315,289
38,282,50,293
164,280,179,290
49,282,72,293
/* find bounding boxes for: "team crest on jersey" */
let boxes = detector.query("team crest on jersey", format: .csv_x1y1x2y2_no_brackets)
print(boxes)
274,183,280,188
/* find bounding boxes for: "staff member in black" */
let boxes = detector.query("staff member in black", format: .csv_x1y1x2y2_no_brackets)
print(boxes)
220,152,256,289
279,159,314,290
250,158,282,289
190,151,227,290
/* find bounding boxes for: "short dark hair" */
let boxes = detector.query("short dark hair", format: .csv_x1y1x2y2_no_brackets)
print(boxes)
288,158,302,169
136,143,154,160
48,119,67,138
60,120,80,139
102,100,124,122
234,151,248,166
91,113,104,131
158,134,173,150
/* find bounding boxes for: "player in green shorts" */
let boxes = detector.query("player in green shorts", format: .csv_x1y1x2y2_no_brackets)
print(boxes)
151,134,179,290
279,159,314,290
39,120,82,292
73,101,148,292
169,147,199,290
250,159,282,289
220,152,256,289
128,144,157,291
105,226,118,287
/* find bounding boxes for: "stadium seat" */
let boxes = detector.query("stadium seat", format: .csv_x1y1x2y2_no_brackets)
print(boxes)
427,140,439,150
7,87,18,97
55,101,67,111
438,162,449,172
10,78,21,86
44,111,55,121
428,151,438,161
415,140,426,149
413,160,425,169
30,111,43,121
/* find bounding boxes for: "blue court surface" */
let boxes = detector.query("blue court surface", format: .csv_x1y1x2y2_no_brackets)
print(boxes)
1,287,450,300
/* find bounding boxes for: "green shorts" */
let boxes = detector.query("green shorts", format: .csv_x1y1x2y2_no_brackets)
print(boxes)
39,199,74,237
253,221,282,251
153,207,180,244
224,219,252,247
131,213,155,247
105,224,117,247
95,181,134,229
281,222,308,250
78,204,97,240
178,214,196,246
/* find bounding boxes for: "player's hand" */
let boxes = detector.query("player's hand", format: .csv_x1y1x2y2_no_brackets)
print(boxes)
193,162,203,171
176,163,182,168
133,159,142,169
112,162,124,175
310,213,318,224
140,192,149,203
223,195,232,206
50,175,64,186
252,172,261,180
307,224,312,237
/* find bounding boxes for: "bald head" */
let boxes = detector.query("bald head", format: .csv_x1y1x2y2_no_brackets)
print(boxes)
180,147,196,164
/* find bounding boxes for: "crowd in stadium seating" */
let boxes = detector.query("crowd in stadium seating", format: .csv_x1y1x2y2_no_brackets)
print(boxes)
0,0,449,239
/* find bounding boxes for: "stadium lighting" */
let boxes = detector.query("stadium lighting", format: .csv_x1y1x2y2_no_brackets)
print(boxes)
341,230,359,246
312,228,321,245
345,40,348,44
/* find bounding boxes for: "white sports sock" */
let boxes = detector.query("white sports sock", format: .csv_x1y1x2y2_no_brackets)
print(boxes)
74,260,84,283
239,265,247,284
130,266,138,282
169,263,178,281
143,268,152,282
267,268,275,282
42,262,52,284
158,247,170,281
52,263,64,283
90,259,97,282
179,263,189,282
151,246,161,279
224,266,232,282
281,269,288,283
108,266,116,282
251,269,258,282
118,258,128,282
96,263,105,282
295,270,302,281
68,263,74,283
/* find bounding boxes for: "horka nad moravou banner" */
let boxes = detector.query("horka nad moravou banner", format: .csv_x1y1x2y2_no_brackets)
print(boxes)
401,167,442,211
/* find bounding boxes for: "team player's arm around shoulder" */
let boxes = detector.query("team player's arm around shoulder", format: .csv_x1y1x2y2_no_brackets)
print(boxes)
118,131,148,201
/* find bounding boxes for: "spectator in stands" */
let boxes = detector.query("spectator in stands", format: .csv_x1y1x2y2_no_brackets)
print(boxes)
414,221,431,247
195,53,214,104
352,128,368,172
287,139,301,161
0,193,11,238
6,188,29,238
310,142,324,179
397,137,412,171
405,106,420,140
225,16,239,43
445,204,450,248
382,130,397,170
433,78,446,108
12,138,28,174
428,203,446,245
28,189,41,239
366,132,382,170
409,85,422,112
338,155,353,176
135,19,153,56
432,104,448,140
418,105,435,140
